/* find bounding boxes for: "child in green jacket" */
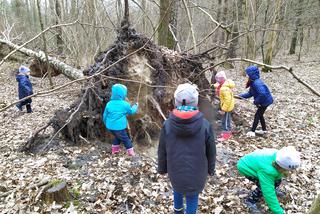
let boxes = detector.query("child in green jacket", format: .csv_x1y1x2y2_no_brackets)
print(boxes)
237,146,301,214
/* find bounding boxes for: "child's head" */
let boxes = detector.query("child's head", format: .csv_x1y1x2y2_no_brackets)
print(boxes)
245,65,260,80
111,83,127,100
174,83,199,107
215,71,226,84
18,66,30,75
275,146,301,175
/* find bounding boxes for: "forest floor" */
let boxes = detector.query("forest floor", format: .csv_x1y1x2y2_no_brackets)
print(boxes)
0,54,319,214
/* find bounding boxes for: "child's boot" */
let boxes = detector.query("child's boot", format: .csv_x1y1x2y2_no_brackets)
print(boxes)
217,131,232,142
112,145,120,154
127,148,135,156
26,104,32,113
16,103,22,111
244,199,262,214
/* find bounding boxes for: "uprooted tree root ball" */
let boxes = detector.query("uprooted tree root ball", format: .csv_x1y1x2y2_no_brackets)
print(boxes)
22,24,219,153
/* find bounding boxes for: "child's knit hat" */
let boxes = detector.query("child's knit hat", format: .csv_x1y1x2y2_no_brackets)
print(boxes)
215,71,226,83
174,83,199,107
19,66,30,73
276,146,301,170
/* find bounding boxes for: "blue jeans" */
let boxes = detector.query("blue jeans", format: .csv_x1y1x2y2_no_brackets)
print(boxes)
110,129,133,149
173,190,199,214
222,112,232,131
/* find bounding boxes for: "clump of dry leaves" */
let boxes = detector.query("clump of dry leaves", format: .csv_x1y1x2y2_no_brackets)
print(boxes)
0,56,319,213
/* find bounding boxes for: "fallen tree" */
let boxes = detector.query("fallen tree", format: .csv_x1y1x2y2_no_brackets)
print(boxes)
20,22,219,152
0,38,83,80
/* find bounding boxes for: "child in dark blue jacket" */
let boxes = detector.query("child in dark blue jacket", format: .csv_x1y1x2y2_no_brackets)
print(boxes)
239,65,273,137
16,66,33,113
158,83,216,214
103,84,138,156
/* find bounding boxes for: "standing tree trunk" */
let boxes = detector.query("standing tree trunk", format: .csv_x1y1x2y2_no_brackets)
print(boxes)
55,0,63,54
263,0,281,72
158,0,175,49
244,0,256,61
227,0,241,58
37,0,54,87
289,0,303,55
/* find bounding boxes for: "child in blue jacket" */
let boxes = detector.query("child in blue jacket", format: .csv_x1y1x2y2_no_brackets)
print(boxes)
103,84,138,156
239,65,273,137
16,66,33,113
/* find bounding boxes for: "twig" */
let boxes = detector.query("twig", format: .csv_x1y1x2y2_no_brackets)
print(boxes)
190,2,230,33
0,20,79,66
168,24,181,52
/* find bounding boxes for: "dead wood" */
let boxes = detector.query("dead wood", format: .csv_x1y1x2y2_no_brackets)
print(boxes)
0,38,83,80
23,23,215,152
43,181,70,204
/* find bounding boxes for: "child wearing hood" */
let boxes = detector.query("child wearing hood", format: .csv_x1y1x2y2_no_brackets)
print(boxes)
16,66,33,113
157,83,216,214
237,146,301,214
103,84,138,156
239,65,273,137
214,71,235,142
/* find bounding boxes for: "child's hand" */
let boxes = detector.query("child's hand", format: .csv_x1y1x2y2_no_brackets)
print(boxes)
218,110,225,115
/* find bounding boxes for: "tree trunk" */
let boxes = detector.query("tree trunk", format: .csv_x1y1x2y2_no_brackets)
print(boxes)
55,0,63,54
37,0,54,87
158,0,175,49
289,0,303,55
0,39,84,80
43,181,70,204
263,0,281,72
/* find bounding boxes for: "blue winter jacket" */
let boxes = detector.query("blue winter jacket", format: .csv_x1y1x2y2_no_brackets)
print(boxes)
16,74,33,99
240,66,273,107
102,84,138,131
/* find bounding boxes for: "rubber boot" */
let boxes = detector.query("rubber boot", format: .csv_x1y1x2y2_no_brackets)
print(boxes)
26,104,32,113
111,145,120,154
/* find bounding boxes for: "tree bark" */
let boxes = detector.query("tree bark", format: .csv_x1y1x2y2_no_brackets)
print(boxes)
158,0,175,49
55,0,63,54
263,0,281,72
0,39,83,80
37,0,54,87
289,0,303,55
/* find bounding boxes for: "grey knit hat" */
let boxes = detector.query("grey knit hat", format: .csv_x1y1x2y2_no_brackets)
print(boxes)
174,83,199,107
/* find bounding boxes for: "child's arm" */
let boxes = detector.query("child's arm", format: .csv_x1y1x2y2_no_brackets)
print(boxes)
125,102,138,115
205,123,216,176
258,172,284,214
22,78,33,96
157,124,167,174
239,90,253,99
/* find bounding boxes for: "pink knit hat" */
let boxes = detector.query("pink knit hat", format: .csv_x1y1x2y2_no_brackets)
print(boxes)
215,71,226,83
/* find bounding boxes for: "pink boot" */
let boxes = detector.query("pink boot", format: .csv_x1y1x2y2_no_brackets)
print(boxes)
217,132,232,142
112,145,120,154
127,148,135,156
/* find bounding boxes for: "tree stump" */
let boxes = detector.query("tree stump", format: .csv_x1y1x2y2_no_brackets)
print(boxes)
43,181,70,204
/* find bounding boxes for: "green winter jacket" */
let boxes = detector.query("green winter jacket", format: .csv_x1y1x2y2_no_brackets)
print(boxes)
237,149,284,214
